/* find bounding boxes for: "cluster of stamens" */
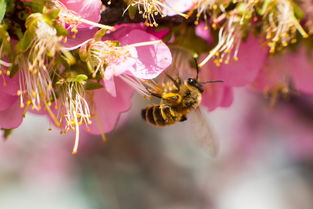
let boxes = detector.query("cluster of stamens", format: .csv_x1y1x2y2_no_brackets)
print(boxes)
125,0,188,27
262,0,308,53
83,39,161,80
18,14,60,110
57,78,92,154
85,40,134,78
199,16,242,67
193,0,224,26
197,0,259,68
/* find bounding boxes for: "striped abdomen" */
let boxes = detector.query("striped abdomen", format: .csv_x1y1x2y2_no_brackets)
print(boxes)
141,105,181,126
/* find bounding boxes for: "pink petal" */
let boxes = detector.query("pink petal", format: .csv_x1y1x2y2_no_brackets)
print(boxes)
86,78,134,134
108,24,147,37
0,74,20,96
218,37,267,87
0,92,18,111
119,29,172,79
220,86,234,107
164,0,193,16
199,61,233,111
103,77,116,97
252,54,290,92
62,28,98,50
60,0,102,23
103,47,138,79
0,99,24,129
109,24,169,39
146,28,170,39
195,23,212,43
201,83,233,111
289,47,313,94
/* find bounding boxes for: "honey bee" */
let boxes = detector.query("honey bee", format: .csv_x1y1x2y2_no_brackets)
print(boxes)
140,57,223,156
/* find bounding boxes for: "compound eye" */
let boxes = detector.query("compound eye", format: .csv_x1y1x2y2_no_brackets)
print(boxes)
188,78,196,85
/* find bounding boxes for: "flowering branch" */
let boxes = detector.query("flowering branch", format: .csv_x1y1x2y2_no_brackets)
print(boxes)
1,0,313,155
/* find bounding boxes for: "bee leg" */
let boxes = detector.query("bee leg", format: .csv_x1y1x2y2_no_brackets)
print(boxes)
162,93,182,104
180,115,187,122
146,88,162,99
165,73,180,91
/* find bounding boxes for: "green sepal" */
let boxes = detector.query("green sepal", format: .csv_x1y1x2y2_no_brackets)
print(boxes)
0,24,10,52
43,8,60,21
123,0,137,19
9,64,19,77
66,74,88,83
0,0,6,24
128,6,137,20
292,2,305,20
16,29,35,53
2,128,13,140
94,28,107,41
43,9,69,37
259,0,272,16
61,49,76,65
84,80,103,90
109,40,120,46
23,0,44,13
54,23,69,36
86,61,94,73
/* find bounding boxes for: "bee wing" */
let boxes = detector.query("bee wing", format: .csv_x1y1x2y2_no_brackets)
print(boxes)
188,107,219,157
119,74,164,97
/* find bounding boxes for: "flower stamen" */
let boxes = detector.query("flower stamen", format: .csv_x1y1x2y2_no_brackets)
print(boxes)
125,0,188,27
57,77,92,154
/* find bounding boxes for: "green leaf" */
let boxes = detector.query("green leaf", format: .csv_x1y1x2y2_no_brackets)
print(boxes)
0,0,7,24
84,81,103,90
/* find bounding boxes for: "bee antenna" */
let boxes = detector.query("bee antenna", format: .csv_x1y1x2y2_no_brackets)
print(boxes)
193,54,200,80
201,80,224,84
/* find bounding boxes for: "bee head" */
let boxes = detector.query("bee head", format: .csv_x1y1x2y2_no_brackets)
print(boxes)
187,78,204,93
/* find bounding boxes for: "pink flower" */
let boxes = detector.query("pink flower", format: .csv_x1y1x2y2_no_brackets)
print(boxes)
37,0,113,50
110,29,172,79
253,46,313,95
84,27,172,133
86,26,172,96
0,74,24,129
